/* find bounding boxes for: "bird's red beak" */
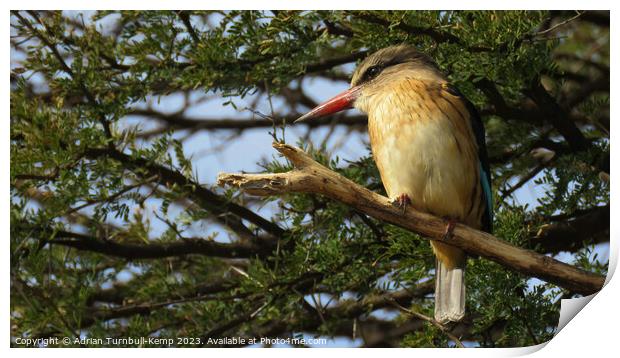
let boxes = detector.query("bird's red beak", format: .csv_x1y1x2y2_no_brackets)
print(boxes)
295,85,362,123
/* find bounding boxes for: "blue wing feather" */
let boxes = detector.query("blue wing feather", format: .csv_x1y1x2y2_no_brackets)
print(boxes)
478,161,493,233
444,84,493,233
467,101,493,233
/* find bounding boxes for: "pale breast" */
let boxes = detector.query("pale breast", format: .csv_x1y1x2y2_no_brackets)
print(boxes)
367,79,482,227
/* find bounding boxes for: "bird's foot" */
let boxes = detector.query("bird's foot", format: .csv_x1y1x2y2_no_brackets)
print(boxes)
391,193,412,213
443,218,457,241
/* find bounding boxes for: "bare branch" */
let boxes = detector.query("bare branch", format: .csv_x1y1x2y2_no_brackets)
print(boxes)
218,143,605,295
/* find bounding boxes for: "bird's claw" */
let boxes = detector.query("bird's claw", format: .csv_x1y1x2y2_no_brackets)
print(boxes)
443,218,457,240
391,193,412,213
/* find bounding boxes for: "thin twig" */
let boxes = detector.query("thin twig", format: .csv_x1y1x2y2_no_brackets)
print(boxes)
535,11,584,37
387,298,465,348
500,165,546,200
176,11,200,44
64,175,158,216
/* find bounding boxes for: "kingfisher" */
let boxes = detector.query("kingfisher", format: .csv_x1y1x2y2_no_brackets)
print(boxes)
296,45,493,324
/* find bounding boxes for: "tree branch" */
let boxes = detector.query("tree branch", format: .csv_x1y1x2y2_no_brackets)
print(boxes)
83,146,285,239
304,51,368,74
49,230,274,260
176,11,200,44
127,109,367,137
578,10,609,27
217,143,605,295
530,205,609,254
524,80,589,152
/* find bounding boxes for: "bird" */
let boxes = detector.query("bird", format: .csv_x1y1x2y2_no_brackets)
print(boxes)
295,45,493,324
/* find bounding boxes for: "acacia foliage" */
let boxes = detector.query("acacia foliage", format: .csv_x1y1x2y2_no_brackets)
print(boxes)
11,10,609,347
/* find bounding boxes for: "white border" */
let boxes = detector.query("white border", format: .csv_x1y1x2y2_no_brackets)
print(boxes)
5,2,616,357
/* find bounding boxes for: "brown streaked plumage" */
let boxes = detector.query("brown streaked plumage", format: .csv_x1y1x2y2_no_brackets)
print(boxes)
355,47,482,324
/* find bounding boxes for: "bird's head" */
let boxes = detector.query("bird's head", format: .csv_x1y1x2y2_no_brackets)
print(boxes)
295,45,442,122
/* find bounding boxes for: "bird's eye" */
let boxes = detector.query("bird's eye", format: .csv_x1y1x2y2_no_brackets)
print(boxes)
364,65,382,81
